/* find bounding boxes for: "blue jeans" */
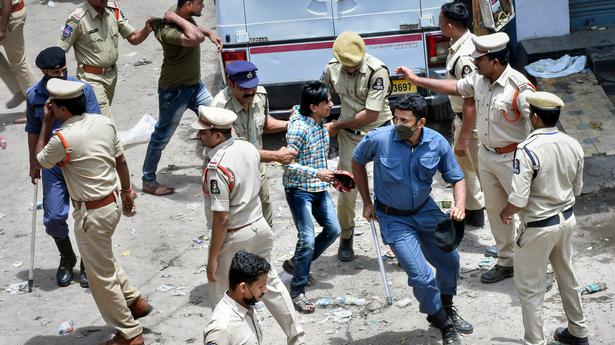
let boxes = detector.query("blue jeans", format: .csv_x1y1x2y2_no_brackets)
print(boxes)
285,188,341,296
142,81,212,183
376,198,460,315
42,165,70,239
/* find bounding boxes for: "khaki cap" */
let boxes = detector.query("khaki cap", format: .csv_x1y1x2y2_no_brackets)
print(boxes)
47,79,85,100
470,32,510,58
527,91,565,110
192,106,237,130
333,31,365,67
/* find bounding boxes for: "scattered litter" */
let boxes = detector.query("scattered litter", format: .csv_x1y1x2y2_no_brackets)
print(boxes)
580,282,608,295
336,295,367,306
11,261,23,268
134,57,153,66
587,247,593,251
118,114,156,146
315,297,335,308
439,200,452,208
121,250,131,256
478,257,495,268
0,136,6,150
5,281,28,294
332,308,352,323
160,273,171,278
316,315,331,324
192,238,204,245
395,297,413,308
57,320,75,336
171,287,187,296
156,284,175,292
524,55,587,78
47,0,56,8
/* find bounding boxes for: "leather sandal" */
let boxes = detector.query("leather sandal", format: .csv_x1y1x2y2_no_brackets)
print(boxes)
291,293,315,314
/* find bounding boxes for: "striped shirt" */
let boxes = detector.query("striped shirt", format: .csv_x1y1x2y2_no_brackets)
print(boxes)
283,109,330,192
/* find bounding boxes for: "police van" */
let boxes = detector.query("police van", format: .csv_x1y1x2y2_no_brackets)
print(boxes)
216,0,453,123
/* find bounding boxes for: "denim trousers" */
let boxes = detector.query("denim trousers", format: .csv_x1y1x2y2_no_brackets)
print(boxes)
142,81,212,182
377,198,460,315
285,188,341,296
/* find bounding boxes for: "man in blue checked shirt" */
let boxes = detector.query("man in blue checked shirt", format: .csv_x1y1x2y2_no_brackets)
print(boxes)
282,81,341,314
352,94,472,345
25,46,100,289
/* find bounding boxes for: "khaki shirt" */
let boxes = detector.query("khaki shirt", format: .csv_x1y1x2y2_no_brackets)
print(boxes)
212,86,268,150
323,54,393,133
203,138,263,229
58,1,135,67
457,64,535,148
509,127,584,223
37,114,123,202
446,30,477,113
203,292,262,345
1,0,22,8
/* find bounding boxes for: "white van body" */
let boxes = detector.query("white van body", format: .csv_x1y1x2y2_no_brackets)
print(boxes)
216,0,452,119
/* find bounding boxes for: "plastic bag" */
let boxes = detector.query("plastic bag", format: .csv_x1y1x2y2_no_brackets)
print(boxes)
118,114,157,146
524,55,587,78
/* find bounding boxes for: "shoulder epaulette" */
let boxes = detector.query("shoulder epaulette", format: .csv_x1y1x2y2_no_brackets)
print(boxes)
69,7,85,21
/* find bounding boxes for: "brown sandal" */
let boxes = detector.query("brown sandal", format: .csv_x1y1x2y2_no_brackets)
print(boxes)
292,293,315,314
142,181,175,196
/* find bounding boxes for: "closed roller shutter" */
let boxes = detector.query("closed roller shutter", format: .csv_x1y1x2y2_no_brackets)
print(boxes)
570,0,615,30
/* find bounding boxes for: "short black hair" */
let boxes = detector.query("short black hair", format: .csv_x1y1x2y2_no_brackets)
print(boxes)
51,94,86,116
177,0,194,8
299,81,329,116
441,1,470,28
209,127,232,139
228,251,271,290
485,48,510,66
393,94,428,120
531,105,560,127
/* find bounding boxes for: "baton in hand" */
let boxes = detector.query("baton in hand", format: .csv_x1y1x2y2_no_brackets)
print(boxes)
28,182,38,293
370,219,393,305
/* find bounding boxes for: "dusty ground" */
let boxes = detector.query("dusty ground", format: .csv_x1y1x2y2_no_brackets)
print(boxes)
1,1,614,344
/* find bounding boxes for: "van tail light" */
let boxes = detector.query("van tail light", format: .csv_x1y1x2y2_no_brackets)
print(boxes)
221,50,247,67
426,33,449,68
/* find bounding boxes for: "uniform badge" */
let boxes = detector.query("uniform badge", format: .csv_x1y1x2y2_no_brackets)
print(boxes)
88,28,99,34
461,65,473,78
513,158,520,174
210,179,220,194
372,77,384,91
62,24,73,38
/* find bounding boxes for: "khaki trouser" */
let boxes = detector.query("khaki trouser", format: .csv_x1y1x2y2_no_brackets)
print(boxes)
514,214,588,345
336,129,363,239
453,116,484,211
0,8,35,95
258,163,273,227
72,198,142,339
208,217,305,345
478,146,515,267
77,66,117,119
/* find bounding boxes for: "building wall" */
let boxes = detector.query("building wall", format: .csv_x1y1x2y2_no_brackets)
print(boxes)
515,0,570,41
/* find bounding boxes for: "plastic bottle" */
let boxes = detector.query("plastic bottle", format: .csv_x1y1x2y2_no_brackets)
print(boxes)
57,320,75,335
580,282,607,295
315,297,335,308
336,295,367,306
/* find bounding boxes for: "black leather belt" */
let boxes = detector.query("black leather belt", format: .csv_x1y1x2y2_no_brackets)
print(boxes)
375,199,427,216
343,128,365,136
455,112,463,120
526,207,573,228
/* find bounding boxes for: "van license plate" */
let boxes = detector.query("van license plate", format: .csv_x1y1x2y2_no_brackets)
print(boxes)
391,79,417,95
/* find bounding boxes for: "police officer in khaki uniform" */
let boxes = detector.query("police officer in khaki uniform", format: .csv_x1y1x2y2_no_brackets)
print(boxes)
322,31,393,262
35,79,152,345
59,0,153,119
397,32,535,284
204,251,269,345
500,92,589,345
195,106,305,345
0,0,35,108
211,61,296,227
440,1,485,227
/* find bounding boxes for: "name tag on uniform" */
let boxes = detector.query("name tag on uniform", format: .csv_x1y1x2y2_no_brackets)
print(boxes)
88,28,99,34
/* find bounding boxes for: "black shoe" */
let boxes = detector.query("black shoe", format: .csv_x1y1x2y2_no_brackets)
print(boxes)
54,237,77,287
465,208,485,227
481,265,513,284
484,245,499,258
554,327,590,345
283,259,314,286
337,237,355,262
79,260,89,288
446,306,473,334
441,325,462,345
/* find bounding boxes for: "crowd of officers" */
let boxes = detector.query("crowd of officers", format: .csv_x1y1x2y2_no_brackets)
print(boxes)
0,0,592,345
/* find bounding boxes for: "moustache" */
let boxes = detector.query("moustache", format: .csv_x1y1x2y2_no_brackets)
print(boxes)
243,93,255,99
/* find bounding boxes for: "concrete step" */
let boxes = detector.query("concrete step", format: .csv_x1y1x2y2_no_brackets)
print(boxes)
587,46,615,75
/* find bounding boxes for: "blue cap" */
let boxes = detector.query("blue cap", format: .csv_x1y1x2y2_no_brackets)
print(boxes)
225,61,259,89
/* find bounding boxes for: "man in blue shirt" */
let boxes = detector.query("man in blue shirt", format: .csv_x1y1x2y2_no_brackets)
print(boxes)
352,94,472,345
25,46,100,288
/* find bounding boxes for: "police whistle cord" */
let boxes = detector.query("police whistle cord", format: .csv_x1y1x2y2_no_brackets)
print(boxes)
370,220,393,305
28,182,38,293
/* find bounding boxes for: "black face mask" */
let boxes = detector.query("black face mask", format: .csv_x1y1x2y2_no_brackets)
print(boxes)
42,71,68,85
395,123,419,140
243,286,259,306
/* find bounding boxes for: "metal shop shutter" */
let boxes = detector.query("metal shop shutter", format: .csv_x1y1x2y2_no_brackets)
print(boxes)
570,0,615,30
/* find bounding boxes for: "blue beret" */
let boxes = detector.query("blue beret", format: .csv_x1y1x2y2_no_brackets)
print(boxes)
225,61,259,89
36,46,66,70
